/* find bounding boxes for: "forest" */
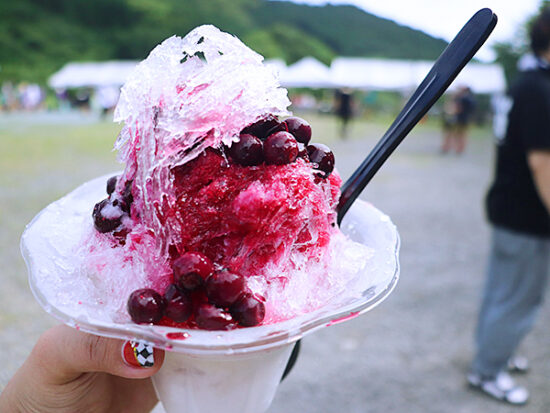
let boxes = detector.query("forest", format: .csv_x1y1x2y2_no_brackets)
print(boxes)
0,0,449,84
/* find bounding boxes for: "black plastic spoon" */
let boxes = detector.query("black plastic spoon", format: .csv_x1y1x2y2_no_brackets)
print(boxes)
282,9,497,381
336,8,497,224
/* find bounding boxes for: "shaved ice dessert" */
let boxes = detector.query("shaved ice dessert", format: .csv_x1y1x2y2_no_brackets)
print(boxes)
71,25,374,331
21,24,399,413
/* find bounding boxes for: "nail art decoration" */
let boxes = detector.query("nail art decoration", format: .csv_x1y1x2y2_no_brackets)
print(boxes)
123,340,154,367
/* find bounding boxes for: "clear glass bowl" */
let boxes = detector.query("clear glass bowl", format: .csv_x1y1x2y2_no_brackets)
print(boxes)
21,174,399,355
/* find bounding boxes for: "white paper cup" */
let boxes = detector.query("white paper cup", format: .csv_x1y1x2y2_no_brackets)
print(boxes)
153,344,294,413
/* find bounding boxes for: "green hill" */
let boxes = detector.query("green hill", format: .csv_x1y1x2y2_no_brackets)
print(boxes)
249,2,448,62
0,0,449,84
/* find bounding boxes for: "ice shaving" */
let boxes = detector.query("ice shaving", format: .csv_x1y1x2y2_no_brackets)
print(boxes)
71,25,374,330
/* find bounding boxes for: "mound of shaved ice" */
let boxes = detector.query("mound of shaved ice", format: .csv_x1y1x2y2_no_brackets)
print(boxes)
77,25,372,326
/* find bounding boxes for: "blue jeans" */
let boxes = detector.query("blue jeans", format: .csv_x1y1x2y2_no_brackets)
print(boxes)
472,226,550,378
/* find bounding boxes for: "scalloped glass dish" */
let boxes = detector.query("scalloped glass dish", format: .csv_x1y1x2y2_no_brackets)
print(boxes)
21,174,399,355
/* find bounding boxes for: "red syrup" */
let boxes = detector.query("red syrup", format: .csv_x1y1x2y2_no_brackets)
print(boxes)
116,116,342,328
165,148,341,277
326,311,360,326
158,316,191,329
166,332,190,340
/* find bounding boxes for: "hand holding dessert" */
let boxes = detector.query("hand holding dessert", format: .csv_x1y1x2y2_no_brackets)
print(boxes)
0,325,164,413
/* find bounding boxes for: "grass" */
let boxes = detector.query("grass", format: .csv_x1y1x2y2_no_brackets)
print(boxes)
1,119,122,300
1,120,121,213
0,117,125,382
0,120,120,185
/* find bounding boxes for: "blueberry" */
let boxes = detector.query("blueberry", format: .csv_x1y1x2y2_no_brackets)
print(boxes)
164,284,192,322
307,143,335,178
93,198,124,233
172,252,215,291
127,288,165,324
284,117,312,145
120,180,133,213
205,270,246,308
231,293,266,327
241,116,287,140
106,176,118,195
228,134,263,166
264,131,299,165
195,303,235,330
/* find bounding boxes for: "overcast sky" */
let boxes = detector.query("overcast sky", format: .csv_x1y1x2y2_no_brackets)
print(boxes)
286,0,543,61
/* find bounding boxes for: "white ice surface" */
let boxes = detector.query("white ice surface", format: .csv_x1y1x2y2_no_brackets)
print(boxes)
110,26,293,265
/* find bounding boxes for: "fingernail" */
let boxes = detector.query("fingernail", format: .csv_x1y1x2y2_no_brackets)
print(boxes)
122,340,155,368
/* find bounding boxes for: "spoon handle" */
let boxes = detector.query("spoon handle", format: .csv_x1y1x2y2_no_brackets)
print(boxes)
337,8,497,224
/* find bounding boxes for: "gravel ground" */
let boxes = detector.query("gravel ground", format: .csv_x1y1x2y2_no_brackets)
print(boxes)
2,116,549,412
267,123,550,413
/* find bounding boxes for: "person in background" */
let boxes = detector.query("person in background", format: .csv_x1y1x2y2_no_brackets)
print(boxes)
440,86,476,154
334,88,355,139
467,8,550,405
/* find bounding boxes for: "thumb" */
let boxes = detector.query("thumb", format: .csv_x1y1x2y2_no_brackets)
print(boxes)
30,325,164,384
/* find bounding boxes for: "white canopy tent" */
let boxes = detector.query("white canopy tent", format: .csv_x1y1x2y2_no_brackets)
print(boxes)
48,57,506,95
278,57,333,89
448,63,507,94
330,58,421,91
329,57,506,94
49,61,138,89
